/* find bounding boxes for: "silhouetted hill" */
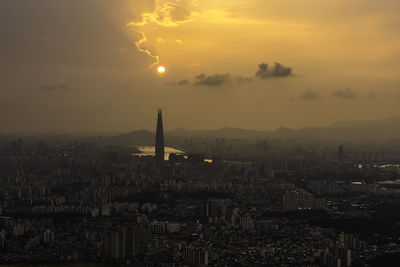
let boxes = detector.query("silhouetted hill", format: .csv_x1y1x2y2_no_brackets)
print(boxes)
168,127,269,139
330,116,400,128
271,116,400,141
272,127,298,138
91,130,155,146
89,116,400,147
167,128,192,137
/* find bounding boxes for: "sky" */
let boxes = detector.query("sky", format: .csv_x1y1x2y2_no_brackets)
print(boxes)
1,0,400,133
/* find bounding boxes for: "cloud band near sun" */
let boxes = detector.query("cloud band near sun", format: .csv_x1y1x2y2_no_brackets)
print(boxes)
167,62,294,87
127,0,199,69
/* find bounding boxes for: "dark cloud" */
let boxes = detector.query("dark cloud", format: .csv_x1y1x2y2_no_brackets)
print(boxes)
367,92,375,98
178,79,189,86
298,90,320,100
235,75,253,84
168,75,249,87
255,62,293,79
167,62,293,87
40,84,71,91
165,79,190,86
332,88,357,99
193,73,231,87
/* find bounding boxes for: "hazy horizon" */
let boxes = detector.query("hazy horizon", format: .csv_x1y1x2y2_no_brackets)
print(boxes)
1,114,399,137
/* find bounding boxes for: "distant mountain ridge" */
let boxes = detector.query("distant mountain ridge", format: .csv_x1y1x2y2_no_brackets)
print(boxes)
168,127,270,139
92,116,400,146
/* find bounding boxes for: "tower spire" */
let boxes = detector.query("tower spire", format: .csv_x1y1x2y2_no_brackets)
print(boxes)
155,108,164,165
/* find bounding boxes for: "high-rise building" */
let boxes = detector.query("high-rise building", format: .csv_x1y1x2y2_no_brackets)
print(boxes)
155,109,165,165
0,232,5,249
184,246,209,266
206,199,228,218
104,225,151,260
43,229,55,244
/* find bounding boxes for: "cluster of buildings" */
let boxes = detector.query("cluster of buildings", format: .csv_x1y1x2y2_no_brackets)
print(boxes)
0,110,399,265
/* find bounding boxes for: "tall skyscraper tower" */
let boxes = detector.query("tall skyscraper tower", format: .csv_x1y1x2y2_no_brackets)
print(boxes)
155,109,165,165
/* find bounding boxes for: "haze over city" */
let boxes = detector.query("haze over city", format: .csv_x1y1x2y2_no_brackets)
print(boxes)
2,1,400,267
1,0,400,133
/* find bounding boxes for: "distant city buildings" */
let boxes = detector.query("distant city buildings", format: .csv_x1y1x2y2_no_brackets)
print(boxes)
282,189,326,211
0,130,399,265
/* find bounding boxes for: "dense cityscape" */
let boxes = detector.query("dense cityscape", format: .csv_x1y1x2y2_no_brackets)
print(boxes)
1,110,400,266
2,0,400,266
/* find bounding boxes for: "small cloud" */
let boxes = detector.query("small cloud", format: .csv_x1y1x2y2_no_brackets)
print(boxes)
255,62,293,79
165,79,190,86
332,88,357,99
40,84,71,91
178,79,189,85
367,92,375,98
235,75,253,84
193,73,231,86
298,90,320,100
175,39,183,44
58,85,70,90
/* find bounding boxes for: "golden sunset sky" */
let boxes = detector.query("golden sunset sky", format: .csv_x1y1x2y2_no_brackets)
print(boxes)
1,0,399,133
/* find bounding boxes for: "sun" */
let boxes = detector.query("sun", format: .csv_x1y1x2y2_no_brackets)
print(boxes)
157,66,166,74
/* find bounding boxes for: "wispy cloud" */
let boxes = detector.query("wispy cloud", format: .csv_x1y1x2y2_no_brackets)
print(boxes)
298,90,320,100
332,88,357,99
165,79,190,86
127,0,197,28
134,30,160,69
194,73,231,86
127,0,198,69
166,62,293,87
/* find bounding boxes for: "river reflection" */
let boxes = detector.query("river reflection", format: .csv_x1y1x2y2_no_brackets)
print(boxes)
132,146,184,160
